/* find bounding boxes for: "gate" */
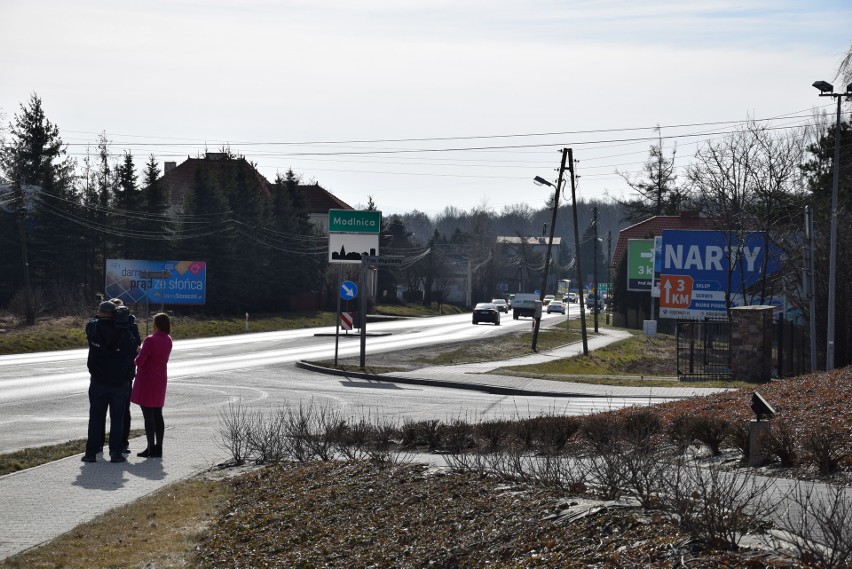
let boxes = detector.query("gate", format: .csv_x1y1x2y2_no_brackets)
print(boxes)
676,319,732,382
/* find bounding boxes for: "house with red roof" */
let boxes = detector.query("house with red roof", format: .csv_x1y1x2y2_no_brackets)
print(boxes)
158,153,352,232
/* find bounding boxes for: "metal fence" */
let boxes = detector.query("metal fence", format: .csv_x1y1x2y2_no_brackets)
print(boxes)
676,319,733,382
775,316,811,378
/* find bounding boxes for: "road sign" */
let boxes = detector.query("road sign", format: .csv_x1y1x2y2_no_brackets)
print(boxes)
627,239,654,291
329,233,380,264
328,209,381,234
363,255,404,266
340,280,358,300
660,274,693,310
340,312,354,330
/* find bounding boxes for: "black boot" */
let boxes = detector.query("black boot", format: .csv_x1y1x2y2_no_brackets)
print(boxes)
137,448,151,458
150,444,162,458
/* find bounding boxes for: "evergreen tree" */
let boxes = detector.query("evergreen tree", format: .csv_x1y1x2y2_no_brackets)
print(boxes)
0,94,79,320
182,164,233,311
138,155,173,261
801,117,852,367
615,129,685,222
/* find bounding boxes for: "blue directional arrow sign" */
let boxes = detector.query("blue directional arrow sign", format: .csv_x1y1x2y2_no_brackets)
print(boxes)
340,280,358,300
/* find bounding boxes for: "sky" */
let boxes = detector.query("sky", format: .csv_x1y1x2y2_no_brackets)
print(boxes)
1,0,850,216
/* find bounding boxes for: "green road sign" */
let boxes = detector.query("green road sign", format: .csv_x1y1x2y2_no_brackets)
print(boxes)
328,209,381,234
627,239,654,291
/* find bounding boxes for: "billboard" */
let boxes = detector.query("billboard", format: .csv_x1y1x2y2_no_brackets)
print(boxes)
105,259,207,305
657,230,780,319
626,239,654,291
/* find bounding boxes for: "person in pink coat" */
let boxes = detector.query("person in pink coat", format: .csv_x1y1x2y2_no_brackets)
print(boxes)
130,313,173,458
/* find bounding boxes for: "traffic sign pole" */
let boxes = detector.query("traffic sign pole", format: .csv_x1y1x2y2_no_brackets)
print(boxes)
359,258,367,368
334,265,342,366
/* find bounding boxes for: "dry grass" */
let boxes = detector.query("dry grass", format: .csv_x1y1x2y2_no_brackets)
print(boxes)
0,477,231,569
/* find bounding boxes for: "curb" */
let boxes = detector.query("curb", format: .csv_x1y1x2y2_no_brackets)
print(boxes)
295,360,577,398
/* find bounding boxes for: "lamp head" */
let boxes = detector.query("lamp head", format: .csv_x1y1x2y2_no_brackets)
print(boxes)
751,391,776,421
813,80,834,93
533,176,553,188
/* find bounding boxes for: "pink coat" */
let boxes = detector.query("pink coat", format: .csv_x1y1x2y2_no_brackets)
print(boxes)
130,331,173,408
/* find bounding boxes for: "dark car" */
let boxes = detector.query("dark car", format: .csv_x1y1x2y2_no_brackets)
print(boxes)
472,302,501,325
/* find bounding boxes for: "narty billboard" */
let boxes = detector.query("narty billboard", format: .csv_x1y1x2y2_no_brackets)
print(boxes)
657,230,780,319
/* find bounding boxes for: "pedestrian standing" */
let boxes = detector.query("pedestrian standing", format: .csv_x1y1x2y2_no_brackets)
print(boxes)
131,313,173,458
81,301,137,463
107,298,141,454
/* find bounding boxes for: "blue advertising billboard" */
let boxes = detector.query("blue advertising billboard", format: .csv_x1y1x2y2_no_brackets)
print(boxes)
105,259,207,305
658,230,781,319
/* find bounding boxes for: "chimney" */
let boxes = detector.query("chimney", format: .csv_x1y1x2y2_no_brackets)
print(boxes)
164,162,177,174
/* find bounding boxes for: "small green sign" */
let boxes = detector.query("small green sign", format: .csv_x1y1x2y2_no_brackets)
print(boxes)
328,209,382,234
627,239,654,291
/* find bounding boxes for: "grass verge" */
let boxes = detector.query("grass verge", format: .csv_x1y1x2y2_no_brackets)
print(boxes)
0,430,146,476
0,477,230,569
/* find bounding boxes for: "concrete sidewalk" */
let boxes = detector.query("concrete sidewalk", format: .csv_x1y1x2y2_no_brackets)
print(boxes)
0,424,230,561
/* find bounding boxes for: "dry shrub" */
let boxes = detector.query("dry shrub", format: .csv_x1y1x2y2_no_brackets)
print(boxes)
668,413,731,456
782,481,852,569
802,431,848,476
662,459,774,549
758,419,799,467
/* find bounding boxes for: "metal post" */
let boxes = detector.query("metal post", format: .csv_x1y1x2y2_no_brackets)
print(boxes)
359,258,367,368
531,148,568,352
804,206,817,372
825,95,842,370
569,149,589,355
334,265,342,366
593,206,599,333
606,230,612,326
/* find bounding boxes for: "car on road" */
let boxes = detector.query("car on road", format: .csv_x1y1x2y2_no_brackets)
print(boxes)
546,300,566,314
543,295,556,306
491,298,509,313
564,292,577,303
472,302,501,325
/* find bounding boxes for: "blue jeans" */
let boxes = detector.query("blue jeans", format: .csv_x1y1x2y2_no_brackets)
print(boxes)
85,381,130,458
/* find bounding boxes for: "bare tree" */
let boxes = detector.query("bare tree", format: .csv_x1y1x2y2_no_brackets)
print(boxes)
686,121,807,309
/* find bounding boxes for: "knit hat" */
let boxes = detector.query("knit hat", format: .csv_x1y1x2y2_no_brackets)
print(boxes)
98,301,117,315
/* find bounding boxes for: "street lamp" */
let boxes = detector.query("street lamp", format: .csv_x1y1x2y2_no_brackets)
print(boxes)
812,80,852,370
530,151,567,352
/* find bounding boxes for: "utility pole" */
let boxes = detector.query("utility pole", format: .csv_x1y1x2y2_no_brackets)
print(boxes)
569,149,589,355
606,230,612,326
593,206,599,333
15,180,35,325
531,148,568,352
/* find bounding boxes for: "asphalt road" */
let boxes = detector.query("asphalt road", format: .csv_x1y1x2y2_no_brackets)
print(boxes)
0,311,633,453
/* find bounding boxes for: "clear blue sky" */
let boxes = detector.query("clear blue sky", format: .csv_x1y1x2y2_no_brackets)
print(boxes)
1,0,849,215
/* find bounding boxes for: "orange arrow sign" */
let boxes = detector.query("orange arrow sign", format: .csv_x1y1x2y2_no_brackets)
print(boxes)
660,275,693,309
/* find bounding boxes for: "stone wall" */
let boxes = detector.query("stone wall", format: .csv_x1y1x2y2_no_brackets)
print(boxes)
730,306,774,382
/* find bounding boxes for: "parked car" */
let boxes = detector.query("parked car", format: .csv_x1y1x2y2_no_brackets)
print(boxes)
491,298,509,313
543,294,556,306
472,302,501,325
546,300,566,314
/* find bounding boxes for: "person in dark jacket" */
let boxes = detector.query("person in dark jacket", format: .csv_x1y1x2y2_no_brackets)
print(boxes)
81,301,138,463
109,299,141,453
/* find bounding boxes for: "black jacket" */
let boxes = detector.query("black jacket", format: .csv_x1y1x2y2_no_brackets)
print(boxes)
85,317,137,385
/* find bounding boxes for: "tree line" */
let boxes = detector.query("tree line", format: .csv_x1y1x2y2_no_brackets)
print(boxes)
2,89,851,368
